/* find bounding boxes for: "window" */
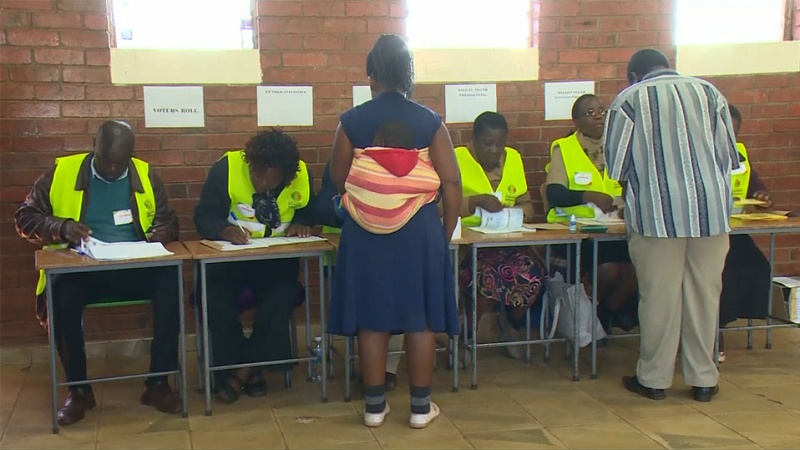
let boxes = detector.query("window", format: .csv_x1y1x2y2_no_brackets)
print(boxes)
675,0,786,45
406,0,533,49
110,0,255,49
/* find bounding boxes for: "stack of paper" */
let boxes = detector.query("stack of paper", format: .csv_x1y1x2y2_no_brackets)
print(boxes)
730,213,788,221
469,207,535,234
201,236,326,252
78,238,174,261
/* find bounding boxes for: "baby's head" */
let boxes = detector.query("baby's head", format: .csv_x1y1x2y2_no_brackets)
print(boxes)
373,120,414,149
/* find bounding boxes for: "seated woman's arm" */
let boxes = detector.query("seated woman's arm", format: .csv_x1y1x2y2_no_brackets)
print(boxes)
513,190,536,223
546,146,587,208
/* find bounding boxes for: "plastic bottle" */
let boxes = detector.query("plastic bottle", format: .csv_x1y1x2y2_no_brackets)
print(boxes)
568,214,577,234
310,336,323,382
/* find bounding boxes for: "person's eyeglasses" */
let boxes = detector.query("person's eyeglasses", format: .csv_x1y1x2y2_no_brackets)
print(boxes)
582,109,607,118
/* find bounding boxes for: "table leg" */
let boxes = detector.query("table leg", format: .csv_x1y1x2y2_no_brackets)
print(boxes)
451,247,459,393
304,259,312,382
766,233,775,350
177,263,188,418
344,337,352,402
573,242,581,382
471,245,478,390
319,254,328,403
45,272,59,434
591,239,598,380
544,246,551,363
200,261,212,416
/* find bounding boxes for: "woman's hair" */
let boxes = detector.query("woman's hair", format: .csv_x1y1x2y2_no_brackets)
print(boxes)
728,104,742,123
366,34,414,96
243,129,300,185
571,94,598,120
472,111,508,137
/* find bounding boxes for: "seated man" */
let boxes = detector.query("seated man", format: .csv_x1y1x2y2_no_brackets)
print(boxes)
14,120,181,426
194,129,315,404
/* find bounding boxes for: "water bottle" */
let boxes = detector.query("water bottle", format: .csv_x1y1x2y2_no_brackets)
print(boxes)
310,336,323,382
568,214,577,234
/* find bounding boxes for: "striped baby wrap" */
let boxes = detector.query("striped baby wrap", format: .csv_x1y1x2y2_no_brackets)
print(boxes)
341,146,441,234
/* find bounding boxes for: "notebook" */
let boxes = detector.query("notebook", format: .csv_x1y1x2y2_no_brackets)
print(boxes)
200,236,326,252
75,238,174,261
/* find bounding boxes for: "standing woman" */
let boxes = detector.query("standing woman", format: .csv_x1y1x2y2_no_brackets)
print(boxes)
327,34,462,429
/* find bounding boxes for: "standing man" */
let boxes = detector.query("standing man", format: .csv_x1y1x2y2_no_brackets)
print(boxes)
603,49,739,402
15,120,182,425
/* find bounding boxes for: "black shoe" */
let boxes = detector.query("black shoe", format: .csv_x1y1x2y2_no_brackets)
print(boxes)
622,375,666,400
243,371,268,398
692,385,719,402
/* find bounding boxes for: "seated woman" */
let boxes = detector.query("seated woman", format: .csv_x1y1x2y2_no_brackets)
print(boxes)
544,94,638,331
193,129,315,404
455,112,547,360
718,105,773,362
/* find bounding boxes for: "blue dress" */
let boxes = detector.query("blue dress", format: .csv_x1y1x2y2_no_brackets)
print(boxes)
327,92,459,337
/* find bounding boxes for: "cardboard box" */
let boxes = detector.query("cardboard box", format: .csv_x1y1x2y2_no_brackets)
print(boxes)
772,277,800,324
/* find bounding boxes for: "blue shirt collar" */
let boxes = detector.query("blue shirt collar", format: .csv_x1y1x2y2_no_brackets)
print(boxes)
91,156,128,183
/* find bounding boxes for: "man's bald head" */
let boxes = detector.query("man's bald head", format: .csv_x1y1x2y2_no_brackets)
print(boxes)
93,120,135,181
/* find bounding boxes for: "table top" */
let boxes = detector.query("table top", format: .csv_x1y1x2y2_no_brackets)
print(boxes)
36,242,190,271
184,239,334,260
583,217,800,239
461,228,586,245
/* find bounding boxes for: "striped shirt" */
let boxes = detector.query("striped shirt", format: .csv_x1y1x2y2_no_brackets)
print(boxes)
603,69,739,238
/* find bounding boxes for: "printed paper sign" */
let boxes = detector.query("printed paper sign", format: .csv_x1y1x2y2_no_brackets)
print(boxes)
444,84,497,124
143,86,205,128
257,86,314,127
352,86,372,107
544,81,595,121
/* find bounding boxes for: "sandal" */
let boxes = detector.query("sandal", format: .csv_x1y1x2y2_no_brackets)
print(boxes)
243,371,267,397
216,374,244,404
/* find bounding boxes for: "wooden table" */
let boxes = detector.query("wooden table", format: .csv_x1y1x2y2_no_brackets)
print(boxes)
460,228,588,388
183,239,335,414
35,242,191,434
584,217,800,379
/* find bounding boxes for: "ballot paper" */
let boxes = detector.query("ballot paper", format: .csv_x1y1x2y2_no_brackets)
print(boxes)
77,238,173,261
469,207,535,234
200,236,326,252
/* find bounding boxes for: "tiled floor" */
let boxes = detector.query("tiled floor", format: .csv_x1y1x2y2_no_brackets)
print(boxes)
1,323,799,449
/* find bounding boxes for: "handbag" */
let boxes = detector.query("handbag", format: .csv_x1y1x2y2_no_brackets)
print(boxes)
540,272,606,348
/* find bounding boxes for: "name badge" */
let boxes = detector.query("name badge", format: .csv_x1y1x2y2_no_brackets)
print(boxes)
574,172,592,186
113,209,133,226
236,203,256,219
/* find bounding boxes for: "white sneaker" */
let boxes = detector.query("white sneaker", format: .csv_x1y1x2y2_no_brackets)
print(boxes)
718,351,726,363
409,402,440,429
364,403,390,428
498,313,524,360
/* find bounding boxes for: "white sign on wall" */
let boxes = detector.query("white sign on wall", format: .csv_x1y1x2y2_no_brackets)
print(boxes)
143,86,205,128
257,86,314,127
352,86,372,107
444,83,498,124
544,81,596,121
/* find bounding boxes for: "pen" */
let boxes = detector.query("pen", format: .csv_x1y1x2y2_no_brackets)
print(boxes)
229,212,248,236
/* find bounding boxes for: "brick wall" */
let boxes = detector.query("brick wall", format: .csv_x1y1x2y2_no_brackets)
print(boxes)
1,0,799,344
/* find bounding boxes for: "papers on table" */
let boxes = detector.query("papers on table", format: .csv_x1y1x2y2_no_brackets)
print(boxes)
76,238,173,261
730,213,788,221
524,223,567,231
200,236,326,252
734,198,769,207
469,207,536,234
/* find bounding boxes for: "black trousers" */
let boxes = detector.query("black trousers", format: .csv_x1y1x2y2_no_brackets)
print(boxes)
719,234,771,326
50,267,180,388
204,259,300,385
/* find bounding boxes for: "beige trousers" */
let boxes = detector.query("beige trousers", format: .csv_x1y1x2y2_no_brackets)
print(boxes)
628,233,729,389
386,334,404,374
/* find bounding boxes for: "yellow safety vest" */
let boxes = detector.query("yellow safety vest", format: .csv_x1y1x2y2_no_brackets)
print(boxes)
226,150,309,238
731,142,751,201
545,133,621,223
35,153,155,296
454,146,527,227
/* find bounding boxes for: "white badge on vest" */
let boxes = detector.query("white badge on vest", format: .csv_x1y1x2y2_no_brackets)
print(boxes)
113,209,133,226
574,172,593,186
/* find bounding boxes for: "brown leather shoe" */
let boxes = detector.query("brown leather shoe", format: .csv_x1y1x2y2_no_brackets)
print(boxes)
57,387,96,426
140,380,181,414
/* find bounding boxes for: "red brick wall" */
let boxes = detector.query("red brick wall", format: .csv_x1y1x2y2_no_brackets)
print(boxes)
1,0,799,344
